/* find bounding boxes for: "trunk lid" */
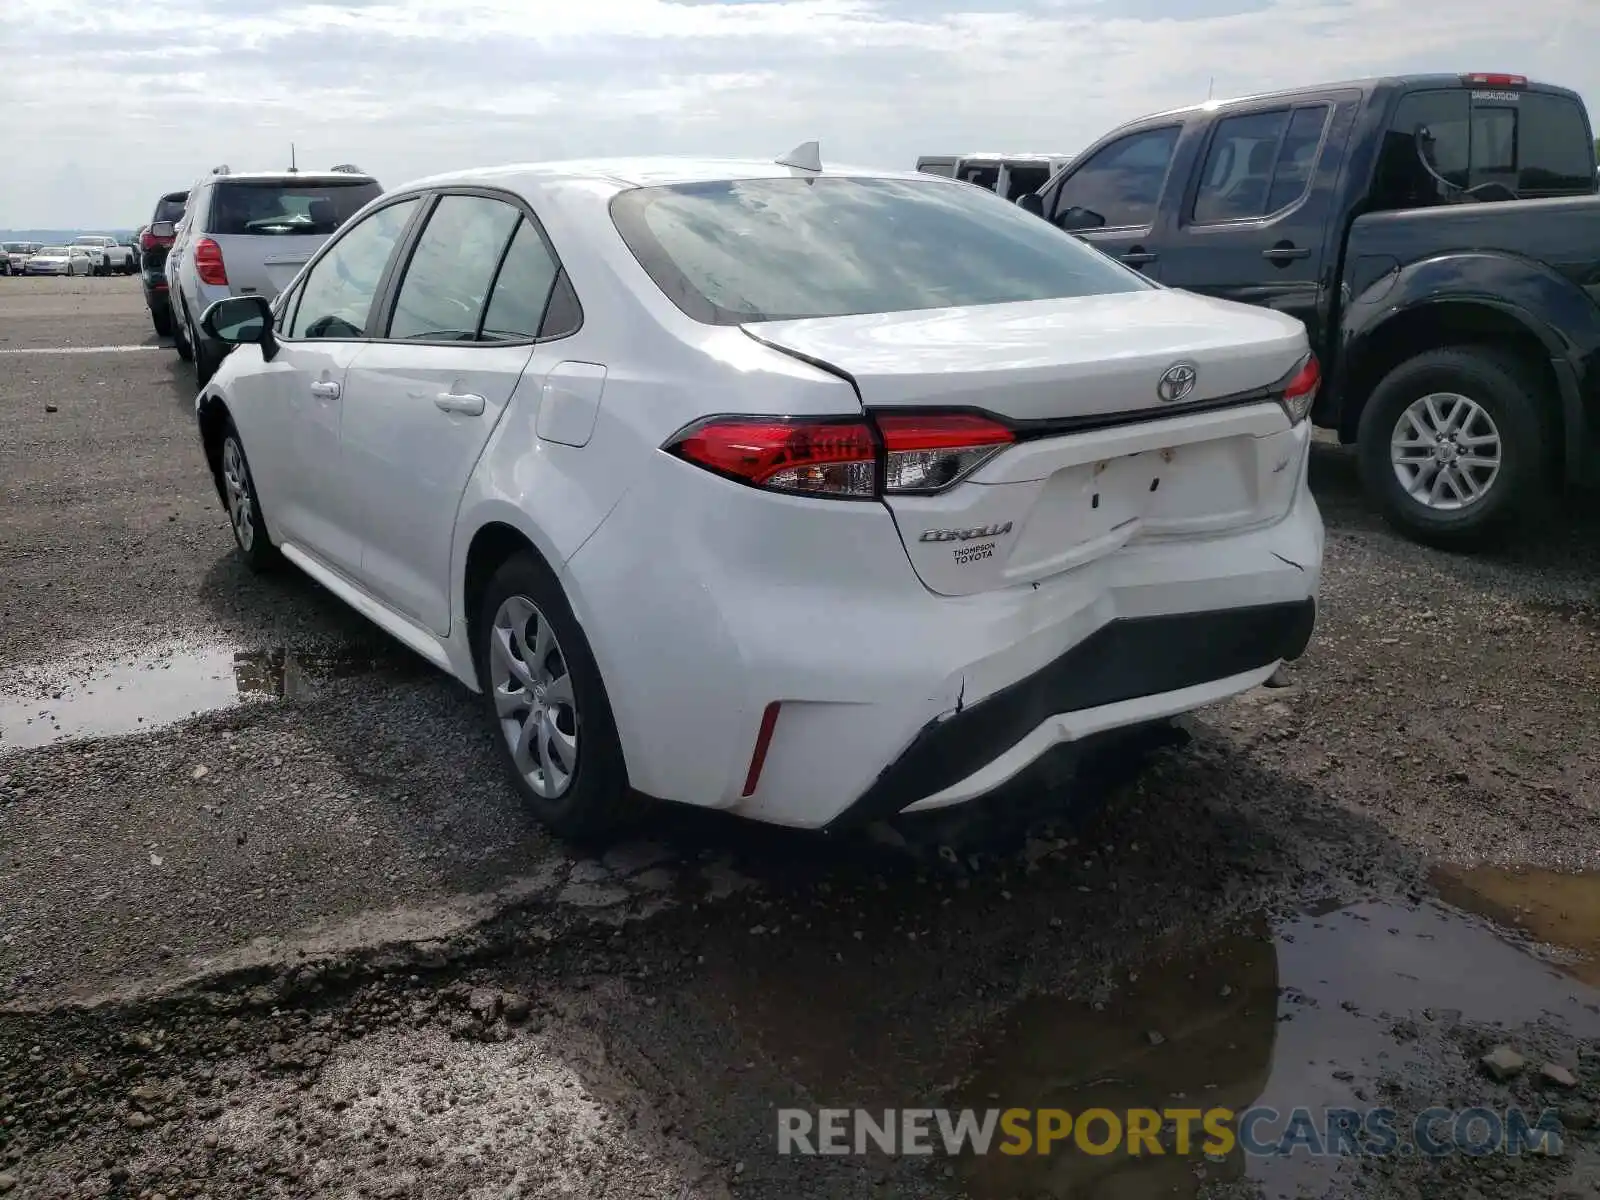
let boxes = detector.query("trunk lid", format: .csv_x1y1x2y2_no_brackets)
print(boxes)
743,289,1306,422
745,289,1312,597
207,233,328,300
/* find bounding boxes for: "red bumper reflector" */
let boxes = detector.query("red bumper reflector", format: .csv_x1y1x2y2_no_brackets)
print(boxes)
741,702,783,797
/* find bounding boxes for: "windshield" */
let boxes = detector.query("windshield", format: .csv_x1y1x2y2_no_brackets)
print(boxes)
2,243,27,252
609,176,1150,326
208,180,381,237
39,247,69,255
73,237,108,245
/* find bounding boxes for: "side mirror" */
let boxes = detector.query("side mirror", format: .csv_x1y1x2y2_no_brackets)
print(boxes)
1017,193,1046,218
201,295,276,356
150,221,175,239
1055,205,1107,232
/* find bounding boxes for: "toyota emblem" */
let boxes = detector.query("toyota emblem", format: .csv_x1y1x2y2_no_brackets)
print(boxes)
1158,362,1198,403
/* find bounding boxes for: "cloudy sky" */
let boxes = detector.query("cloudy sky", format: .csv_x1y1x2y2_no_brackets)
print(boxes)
3,0,1597,228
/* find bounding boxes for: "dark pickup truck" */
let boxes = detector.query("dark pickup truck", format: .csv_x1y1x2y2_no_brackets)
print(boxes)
1021,73,1600,548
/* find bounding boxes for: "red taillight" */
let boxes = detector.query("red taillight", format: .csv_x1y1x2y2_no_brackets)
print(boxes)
876,412,1014,493
663,411,1016,499
139,230,157,251
194,238,227,286
1462,73,1527,87
1279,353,1321,424
666,416,878,498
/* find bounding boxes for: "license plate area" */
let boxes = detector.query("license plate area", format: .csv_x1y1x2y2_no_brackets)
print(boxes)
1002,450,1166,580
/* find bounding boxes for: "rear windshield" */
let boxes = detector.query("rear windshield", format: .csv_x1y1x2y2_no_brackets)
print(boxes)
609,176,1150,325
206,180,382,237
154,194,187,223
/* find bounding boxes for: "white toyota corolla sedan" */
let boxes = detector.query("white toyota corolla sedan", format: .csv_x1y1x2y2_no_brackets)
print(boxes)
193,150,1324,838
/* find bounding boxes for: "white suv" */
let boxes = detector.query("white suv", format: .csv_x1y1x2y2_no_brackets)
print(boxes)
192,155,1324,838
165,164,382,385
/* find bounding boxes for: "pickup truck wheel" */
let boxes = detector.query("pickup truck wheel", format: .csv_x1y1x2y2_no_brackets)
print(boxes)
1357,347,1550,551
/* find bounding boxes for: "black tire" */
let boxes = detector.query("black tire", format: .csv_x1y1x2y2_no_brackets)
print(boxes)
1356,346,1552,551
150,302,173,338
172,298,193,362
192,310,225,386
475,551,638,841
217,420,279,572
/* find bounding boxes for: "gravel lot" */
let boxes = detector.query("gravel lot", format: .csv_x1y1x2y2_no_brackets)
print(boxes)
2,276,1599,1200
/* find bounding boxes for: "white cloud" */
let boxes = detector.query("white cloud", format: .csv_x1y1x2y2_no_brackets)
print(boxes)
2,0,1596,227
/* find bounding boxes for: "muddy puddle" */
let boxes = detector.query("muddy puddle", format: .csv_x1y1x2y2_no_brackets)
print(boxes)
705,887,1600,1200
945,897,1600,1198
0,641,400,750
1433,863,1600,987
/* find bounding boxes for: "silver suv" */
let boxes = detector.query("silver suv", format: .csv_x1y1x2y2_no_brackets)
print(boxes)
162,163,382,384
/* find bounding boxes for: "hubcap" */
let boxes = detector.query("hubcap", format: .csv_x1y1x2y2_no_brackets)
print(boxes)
488,595,579,800
220,437,255,552
1390,391,1502,511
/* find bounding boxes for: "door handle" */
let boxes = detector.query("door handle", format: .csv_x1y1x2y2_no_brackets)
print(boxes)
309,380,340,400
435,391,486,416
1120,250,1158,266
1263,245,1310,263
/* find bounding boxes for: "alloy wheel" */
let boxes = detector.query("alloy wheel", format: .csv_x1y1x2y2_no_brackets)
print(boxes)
488,595,579,800
220,437,255,552
1389,391,1503,511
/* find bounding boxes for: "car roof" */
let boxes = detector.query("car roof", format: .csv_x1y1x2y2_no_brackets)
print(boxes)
1129,73,1585,125
198,171,377,185
955,152,1074,162
393,156,938,196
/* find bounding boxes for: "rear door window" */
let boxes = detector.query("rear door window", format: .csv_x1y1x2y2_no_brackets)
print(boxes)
1192,104,1332,224
1051,126,1181,230
386,195,522,341
479,219,564,341
207,180,382,237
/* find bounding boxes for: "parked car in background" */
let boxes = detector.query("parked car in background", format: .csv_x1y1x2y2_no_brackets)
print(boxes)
75,235,136,275
2,242,42,274
917,153,1074,201
1021,72,1600,549
191,152,1322,839
166,164,383,384
139,190,188,337
22,246,93,276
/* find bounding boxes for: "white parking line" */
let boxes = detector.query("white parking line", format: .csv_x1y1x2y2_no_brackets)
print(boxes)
0,344,163,355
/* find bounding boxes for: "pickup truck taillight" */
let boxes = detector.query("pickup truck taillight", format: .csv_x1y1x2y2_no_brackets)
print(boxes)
139,229,171,251
194,238,228,286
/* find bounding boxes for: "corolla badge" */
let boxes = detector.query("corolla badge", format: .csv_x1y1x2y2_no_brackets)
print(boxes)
918,522,1013,543
1158,361,1198,403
